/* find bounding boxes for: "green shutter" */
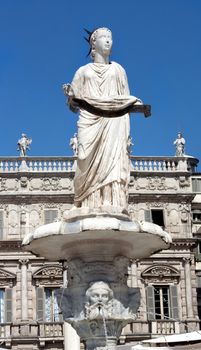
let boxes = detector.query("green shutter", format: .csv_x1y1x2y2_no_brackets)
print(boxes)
44,210,58,224
0,212,3,240
146,286,155,320
170,285,179,320
36,287,44,322
5,288,12,322
192,179,201,192
144,210,152,222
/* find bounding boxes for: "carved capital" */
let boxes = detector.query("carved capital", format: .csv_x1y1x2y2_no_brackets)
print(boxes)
19,259,29,266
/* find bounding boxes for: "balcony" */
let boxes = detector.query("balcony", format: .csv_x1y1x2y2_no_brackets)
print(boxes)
0,155,198,173
0,322,64,347
150,320,180,335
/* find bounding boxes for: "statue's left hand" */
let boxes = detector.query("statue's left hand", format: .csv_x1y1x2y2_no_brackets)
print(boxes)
63,83,74,97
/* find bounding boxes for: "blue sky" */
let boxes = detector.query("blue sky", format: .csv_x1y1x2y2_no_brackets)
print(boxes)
1,0,201,162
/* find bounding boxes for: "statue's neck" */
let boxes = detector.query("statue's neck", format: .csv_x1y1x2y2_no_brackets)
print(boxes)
94,52,109,64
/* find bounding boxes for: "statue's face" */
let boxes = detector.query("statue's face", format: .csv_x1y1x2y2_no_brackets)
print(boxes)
94,29,112,57
89,287,110,305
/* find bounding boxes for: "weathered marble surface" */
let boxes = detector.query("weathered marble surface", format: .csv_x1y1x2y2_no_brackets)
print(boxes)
22,217,171,261
56,257,140,350
63,27,143,214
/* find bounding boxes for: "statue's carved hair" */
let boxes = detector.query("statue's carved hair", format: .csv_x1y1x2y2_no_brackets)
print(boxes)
84,27,112,60
86,281,113,301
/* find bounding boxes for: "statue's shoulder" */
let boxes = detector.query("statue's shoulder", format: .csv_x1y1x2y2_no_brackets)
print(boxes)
75,63,91,73
111,61,127,74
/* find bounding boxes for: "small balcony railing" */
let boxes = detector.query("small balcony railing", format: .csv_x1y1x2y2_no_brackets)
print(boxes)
0,322,64,346
0,155,198,173
150,320,180,335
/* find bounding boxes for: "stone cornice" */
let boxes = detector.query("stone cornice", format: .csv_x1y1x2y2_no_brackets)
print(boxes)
0,240,22,251
170,238,198,250
128,193,195,203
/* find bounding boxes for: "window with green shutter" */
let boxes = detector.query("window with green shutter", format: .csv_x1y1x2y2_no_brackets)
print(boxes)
146,285,179,320
146,286,155,320
45,288,62,322
144,209,165,228
44,210,58,224
36,287,62,322
169,285,179,320
36,287,45,322
4,288,12,323
192,178,201,192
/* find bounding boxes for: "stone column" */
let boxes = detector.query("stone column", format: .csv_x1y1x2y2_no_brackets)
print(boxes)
183,258,194,319
19,259,29,321
131,260,138,288
63,266,80,350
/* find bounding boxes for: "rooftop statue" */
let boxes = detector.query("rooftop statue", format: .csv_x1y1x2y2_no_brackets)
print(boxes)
63,27,146,215
17,133,32,157
174,132,185,157
70,132,78,156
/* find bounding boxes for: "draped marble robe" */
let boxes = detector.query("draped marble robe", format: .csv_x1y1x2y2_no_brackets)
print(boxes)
69,61,137,211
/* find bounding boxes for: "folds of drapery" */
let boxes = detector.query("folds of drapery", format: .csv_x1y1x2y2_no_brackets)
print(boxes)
70,62,132,203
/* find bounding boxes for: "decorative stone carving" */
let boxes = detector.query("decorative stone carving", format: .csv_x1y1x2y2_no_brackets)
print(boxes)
146,202,169,210
29,178,42,191
179,203,190,223
56,257,140,349
29,210,41,228
33,265,63,286
8,209,18,228
29,177,73,192
142,265,180,284
84,281,138,321
179,176,190,188
0,204,9,217
41,177,62,191
148,177,166,191
129,175,136,188
169,209,180,233
20,176,28,188
134,176,177,192
135,177,147,191
0,178,6,191
19,259,29,266
60,178,73,191
0,268,16,287
6,178,18,191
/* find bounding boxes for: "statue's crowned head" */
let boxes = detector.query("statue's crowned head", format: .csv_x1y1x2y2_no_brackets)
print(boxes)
84,27,112,61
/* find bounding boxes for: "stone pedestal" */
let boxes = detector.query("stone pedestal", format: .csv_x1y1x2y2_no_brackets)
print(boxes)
56,257,140,350
23,216,171,350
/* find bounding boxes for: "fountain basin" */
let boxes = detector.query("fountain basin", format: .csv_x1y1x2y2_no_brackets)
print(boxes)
22,217,172,262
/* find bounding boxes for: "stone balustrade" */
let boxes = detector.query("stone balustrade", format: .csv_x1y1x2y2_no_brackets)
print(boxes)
0,322,64,346
151,320,180,335
0,155,198,173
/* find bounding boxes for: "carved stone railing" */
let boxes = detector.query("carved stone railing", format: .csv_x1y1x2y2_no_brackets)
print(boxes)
0,156,76,173
150,320,180,335
130,156,198,173
0,322,64,346
38,322,63,338
0,155,198,173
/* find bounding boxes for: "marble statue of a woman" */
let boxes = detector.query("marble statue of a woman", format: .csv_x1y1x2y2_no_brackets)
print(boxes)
63,27,142,214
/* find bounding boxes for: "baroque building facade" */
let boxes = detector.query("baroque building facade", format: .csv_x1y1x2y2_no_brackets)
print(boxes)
0,154,200,349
